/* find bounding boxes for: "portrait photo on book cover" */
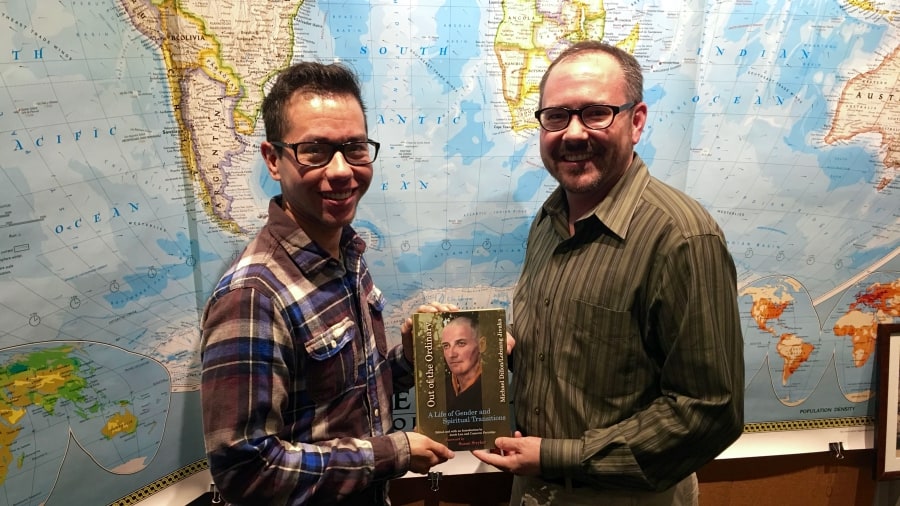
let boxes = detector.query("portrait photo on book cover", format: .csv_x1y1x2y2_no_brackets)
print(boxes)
412,308,512,451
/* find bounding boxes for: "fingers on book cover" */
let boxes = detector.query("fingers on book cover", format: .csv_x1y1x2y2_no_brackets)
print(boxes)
412,308,512,451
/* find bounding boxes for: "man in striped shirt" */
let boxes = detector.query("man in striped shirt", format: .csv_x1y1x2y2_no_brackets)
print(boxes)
200,62,454,505
475,41,744,505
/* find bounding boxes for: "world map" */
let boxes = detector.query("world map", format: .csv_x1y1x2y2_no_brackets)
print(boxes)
1,0,899,504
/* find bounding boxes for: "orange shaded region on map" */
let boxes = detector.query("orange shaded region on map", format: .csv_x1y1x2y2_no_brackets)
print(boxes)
103,409,139,439
0,422,22,486
776,333,815,385
833,322,877,368
749,297,790,333
832,280,900,367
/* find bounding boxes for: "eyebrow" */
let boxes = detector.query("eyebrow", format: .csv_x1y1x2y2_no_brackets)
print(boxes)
296,135,368,143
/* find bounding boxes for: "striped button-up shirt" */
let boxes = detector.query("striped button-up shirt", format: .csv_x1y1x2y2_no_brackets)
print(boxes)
512,154,744,492
200,197,413,505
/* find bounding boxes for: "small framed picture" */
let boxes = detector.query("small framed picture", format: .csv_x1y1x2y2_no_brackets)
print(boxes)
876,323,900,480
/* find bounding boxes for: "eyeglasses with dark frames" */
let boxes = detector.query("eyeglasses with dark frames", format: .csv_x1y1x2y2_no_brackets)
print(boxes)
270,139,380,168
534,102,635,132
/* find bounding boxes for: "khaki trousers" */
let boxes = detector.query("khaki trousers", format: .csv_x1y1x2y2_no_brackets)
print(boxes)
510,472,698,506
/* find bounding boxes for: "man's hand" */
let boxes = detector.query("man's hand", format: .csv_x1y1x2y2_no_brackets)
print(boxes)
406,432,454,474
505,331,515,355
472,432,541,476
401,302,459,363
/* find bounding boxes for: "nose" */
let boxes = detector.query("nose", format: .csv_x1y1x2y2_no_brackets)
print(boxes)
562,114,590,139
325,151,353,177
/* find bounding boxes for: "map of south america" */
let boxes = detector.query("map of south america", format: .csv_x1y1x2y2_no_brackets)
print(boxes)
120,0,298,234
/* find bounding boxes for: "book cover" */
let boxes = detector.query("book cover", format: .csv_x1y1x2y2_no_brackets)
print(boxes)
412,308,512,451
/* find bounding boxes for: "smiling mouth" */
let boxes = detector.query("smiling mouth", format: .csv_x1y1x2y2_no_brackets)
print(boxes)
322,190,352,200
560,151,594,162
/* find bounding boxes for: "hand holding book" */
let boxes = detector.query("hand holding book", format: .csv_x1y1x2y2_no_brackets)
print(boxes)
412,308,513,451
401,301,459,364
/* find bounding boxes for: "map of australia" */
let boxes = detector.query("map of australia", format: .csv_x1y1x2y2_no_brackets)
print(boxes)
825,24,900,191
0,344,169,505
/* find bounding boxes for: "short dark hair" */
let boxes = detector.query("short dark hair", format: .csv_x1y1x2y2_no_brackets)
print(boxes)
261,62,367,146
539,40,643,105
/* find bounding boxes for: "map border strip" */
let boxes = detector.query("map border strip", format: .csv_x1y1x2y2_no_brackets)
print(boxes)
744,416,873,433
102,416,873,505
108,458,209,506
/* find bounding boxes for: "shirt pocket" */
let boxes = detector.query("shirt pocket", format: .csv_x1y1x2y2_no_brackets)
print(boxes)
303,317,357,403
556,300,639,398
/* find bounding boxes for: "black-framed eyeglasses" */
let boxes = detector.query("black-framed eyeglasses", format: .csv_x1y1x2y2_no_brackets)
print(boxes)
534,102,635,132
270,139,380,168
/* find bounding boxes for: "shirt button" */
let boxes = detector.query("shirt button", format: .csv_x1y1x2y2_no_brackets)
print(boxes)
538,352,545,361
374,408,379,418
533,407,541,415
543,298,550,306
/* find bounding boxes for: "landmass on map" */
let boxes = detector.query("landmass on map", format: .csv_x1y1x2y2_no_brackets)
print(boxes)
825,44,900,191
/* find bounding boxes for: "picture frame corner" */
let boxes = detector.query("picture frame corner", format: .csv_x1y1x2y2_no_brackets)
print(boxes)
875,322,900,480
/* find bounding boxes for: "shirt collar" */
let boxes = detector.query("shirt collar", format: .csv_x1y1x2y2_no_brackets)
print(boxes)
266,195,365,271
538,153,650,241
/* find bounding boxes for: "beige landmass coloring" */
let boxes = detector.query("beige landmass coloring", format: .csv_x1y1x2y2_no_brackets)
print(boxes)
493,1,640,133
742,282,817,386
825,44,900,191
833,280,900,369
120,0,299,233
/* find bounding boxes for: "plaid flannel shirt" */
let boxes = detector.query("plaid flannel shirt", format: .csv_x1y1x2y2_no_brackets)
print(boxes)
200,197,414,505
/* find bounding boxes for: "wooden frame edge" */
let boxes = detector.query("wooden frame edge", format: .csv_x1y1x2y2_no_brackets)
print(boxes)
875,322,900,480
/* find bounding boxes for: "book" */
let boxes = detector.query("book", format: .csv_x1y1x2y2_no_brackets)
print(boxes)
412,308,512,451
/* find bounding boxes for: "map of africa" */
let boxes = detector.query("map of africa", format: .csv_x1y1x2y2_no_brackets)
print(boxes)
1,0,898,504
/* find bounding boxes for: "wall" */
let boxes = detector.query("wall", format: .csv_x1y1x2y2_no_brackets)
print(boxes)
876,481,900,506
390,450,881,506
698,450,877,506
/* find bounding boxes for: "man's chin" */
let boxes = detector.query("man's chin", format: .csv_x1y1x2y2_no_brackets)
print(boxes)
551,165,601,185
560,179,604,195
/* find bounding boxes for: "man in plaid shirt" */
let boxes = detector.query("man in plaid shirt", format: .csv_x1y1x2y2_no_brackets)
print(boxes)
200,61,454,505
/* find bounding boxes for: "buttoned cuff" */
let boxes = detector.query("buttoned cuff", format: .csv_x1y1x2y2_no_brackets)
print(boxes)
372,431,411,481
540,438,583,479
